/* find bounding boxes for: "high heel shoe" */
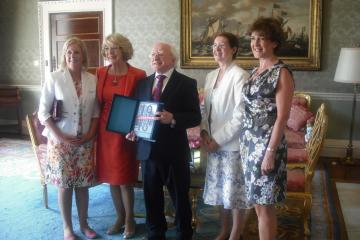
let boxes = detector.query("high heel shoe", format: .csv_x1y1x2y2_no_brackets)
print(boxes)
107,221,124,235
81,228,97,239
64,233,77,240
225,234,244,240
123,220,136,239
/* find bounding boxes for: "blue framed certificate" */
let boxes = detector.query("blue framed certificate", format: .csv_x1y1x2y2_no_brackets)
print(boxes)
106,94,163,142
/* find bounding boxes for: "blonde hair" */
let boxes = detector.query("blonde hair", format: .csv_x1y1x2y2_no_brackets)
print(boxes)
59,37,89,71
101,33,134,61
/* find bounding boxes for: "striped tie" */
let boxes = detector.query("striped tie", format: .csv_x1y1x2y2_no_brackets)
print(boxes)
152,75,166,101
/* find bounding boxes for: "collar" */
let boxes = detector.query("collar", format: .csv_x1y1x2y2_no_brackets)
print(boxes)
155,68,174,79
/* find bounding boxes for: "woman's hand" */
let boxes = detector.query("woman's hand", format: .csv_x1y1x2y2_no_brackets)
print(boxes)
55,132,80,145
200,130,219,152
207,138,220,152
200,130,211,149
126,131,137,142
71,133,92,146
261,151,276,175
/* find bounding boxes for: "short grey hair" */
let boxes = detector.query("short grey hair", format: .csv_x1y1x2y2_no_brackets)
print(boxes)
169,44,179,65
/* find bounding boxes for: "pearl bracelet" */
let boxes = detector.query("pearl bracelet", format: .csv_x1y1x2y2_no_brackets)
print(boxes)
266,147,276,152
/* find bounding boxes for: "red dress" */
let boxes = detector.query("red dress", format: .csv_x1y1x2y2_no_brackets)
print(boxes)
96,64,146,184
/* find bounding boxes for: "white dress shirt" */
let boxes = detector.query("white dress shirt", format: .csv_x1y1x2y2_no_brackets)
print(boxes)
153,68,174,92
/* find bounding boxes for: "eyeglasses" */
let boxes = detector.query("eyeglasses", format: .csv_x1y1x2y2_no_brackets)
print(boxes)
104,46,120,52
212,44,227,50
149,51,165,58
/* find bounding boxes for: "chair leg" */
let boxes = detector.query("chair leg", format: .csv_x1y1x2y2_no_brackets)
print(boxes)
43,184,48,209
190,188,200,230
303,195,312,236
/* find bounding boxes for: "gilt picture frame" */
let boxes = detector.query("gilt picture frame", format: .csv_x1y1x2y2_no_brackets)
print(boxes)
181,0,322,70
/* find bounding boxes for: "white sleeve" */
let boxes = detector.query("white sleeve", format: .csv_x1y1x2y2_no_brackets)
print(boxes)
38,73,55,124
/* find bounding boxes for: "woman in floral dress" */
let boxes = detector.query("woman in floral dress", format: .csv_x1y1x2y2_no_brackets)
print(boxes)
201,32,250,240
38,37,99,240
239,18,294,240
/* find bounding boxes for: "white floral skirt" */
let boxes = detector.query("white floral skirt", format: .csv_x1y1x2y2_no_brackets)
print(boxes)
45,138,95,188
202,151,250,209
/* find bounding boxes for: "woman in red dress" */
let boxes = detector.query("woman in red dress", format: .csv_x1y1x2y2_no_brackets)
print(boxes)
96,33,146,238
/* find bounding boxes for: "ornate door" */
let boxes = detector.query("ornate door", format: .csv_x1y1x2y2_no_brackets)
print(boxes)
50,12,103,74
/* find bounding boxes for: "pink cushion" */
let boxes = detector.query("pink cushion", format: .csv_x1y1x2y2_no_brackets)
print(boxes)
287,104,313,131
287,148,307,163
285,128,305,148
287,168,305,192
292,96,308,108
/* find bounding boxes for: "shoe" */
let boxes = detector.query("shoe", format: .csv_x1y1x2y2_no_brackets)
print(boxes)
123,220,136,239
81,228,97,239
64,233,77,240
123,231,136,239
107,223,124,235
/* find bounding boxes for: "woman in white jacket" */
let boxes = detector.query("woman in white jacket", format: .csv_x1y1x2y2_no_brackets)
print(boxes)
38,37,99,240
201,32,250,240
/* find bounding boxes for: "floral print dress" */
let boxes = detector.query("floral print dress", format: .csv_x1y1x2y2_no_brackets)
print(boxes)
203,88,249,209
45,79,95,188
240,61,291,205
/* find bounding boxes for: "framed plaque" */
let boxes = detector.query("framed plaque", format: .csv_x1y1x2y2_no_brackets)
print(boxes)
106,94,163,142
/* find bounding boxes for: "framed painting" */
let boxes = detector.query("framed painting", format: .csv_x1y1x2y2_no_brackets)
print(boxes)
181,0,322,70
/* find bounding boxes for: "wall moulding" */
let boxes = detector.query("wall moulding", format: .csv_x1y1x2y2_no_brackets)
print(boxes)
37,0,113,85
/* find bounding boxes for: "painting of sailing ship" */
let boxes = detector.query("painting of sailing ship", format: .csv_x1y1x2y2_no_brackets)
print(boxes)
181,0,322,70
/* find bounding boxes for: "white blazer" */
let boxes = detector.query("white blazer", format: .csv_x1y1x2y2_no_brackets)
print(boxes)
38,68,99,138
201,62,249,151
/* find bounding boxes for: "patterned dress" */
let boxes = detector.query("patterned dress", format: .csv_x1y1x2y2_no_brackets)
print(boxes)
46,79,95,188
239,61,292,205
203,151,249,209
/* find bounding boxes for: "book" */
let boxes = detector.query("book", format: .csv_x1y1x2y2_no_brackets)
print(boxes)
106,94,163,142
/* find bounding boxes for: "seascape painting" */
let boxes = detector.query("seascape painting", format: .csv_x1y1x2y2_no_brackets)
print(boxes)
181,0,322,70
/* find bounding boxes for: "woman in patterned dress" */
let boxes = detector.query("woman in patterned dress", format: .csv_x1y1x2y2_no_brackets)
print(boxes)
38,37,99,240
240,18,294,240
201,32,250,240
96,33,146,238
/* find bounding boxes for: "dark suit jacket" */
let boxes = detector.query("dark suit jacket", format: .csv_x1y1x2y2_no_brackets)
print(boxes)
134,70,201,163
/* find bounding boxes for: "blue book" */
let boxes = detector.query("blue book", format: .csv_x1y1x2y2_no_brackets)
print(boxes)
106,94,163,142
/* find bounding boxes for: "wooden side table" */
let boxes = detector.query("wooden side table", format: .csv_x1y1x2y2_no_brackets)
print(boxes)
0,86,22,134
328,159,360,181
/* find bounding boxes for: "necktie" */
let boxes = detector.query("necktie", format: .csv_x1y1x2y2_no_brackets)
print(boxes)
152,75,166,101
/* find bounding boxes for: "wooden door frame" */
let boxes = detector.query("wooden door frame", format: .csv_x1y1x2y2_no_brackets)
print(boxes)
38,0,113,85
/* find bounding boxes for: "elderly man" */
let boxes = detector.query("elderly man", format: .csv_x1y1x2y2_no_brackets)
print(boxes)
133,42,201,240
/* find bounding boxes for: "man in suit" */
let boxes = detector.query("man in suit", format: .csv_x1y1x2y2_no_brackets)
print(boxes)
132,42,201,240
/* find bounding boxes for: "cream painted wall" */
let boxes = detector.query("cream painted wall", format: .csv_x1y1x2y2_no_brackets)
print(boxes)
0,0,359,144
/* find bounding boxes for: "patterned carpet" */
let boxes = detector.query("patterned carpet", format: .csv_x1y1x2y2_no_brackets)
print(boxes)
0,138,335,239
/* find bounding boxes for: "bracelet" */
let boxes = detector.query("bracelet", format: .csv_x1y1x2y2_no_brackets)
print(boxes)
266,147,276,152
